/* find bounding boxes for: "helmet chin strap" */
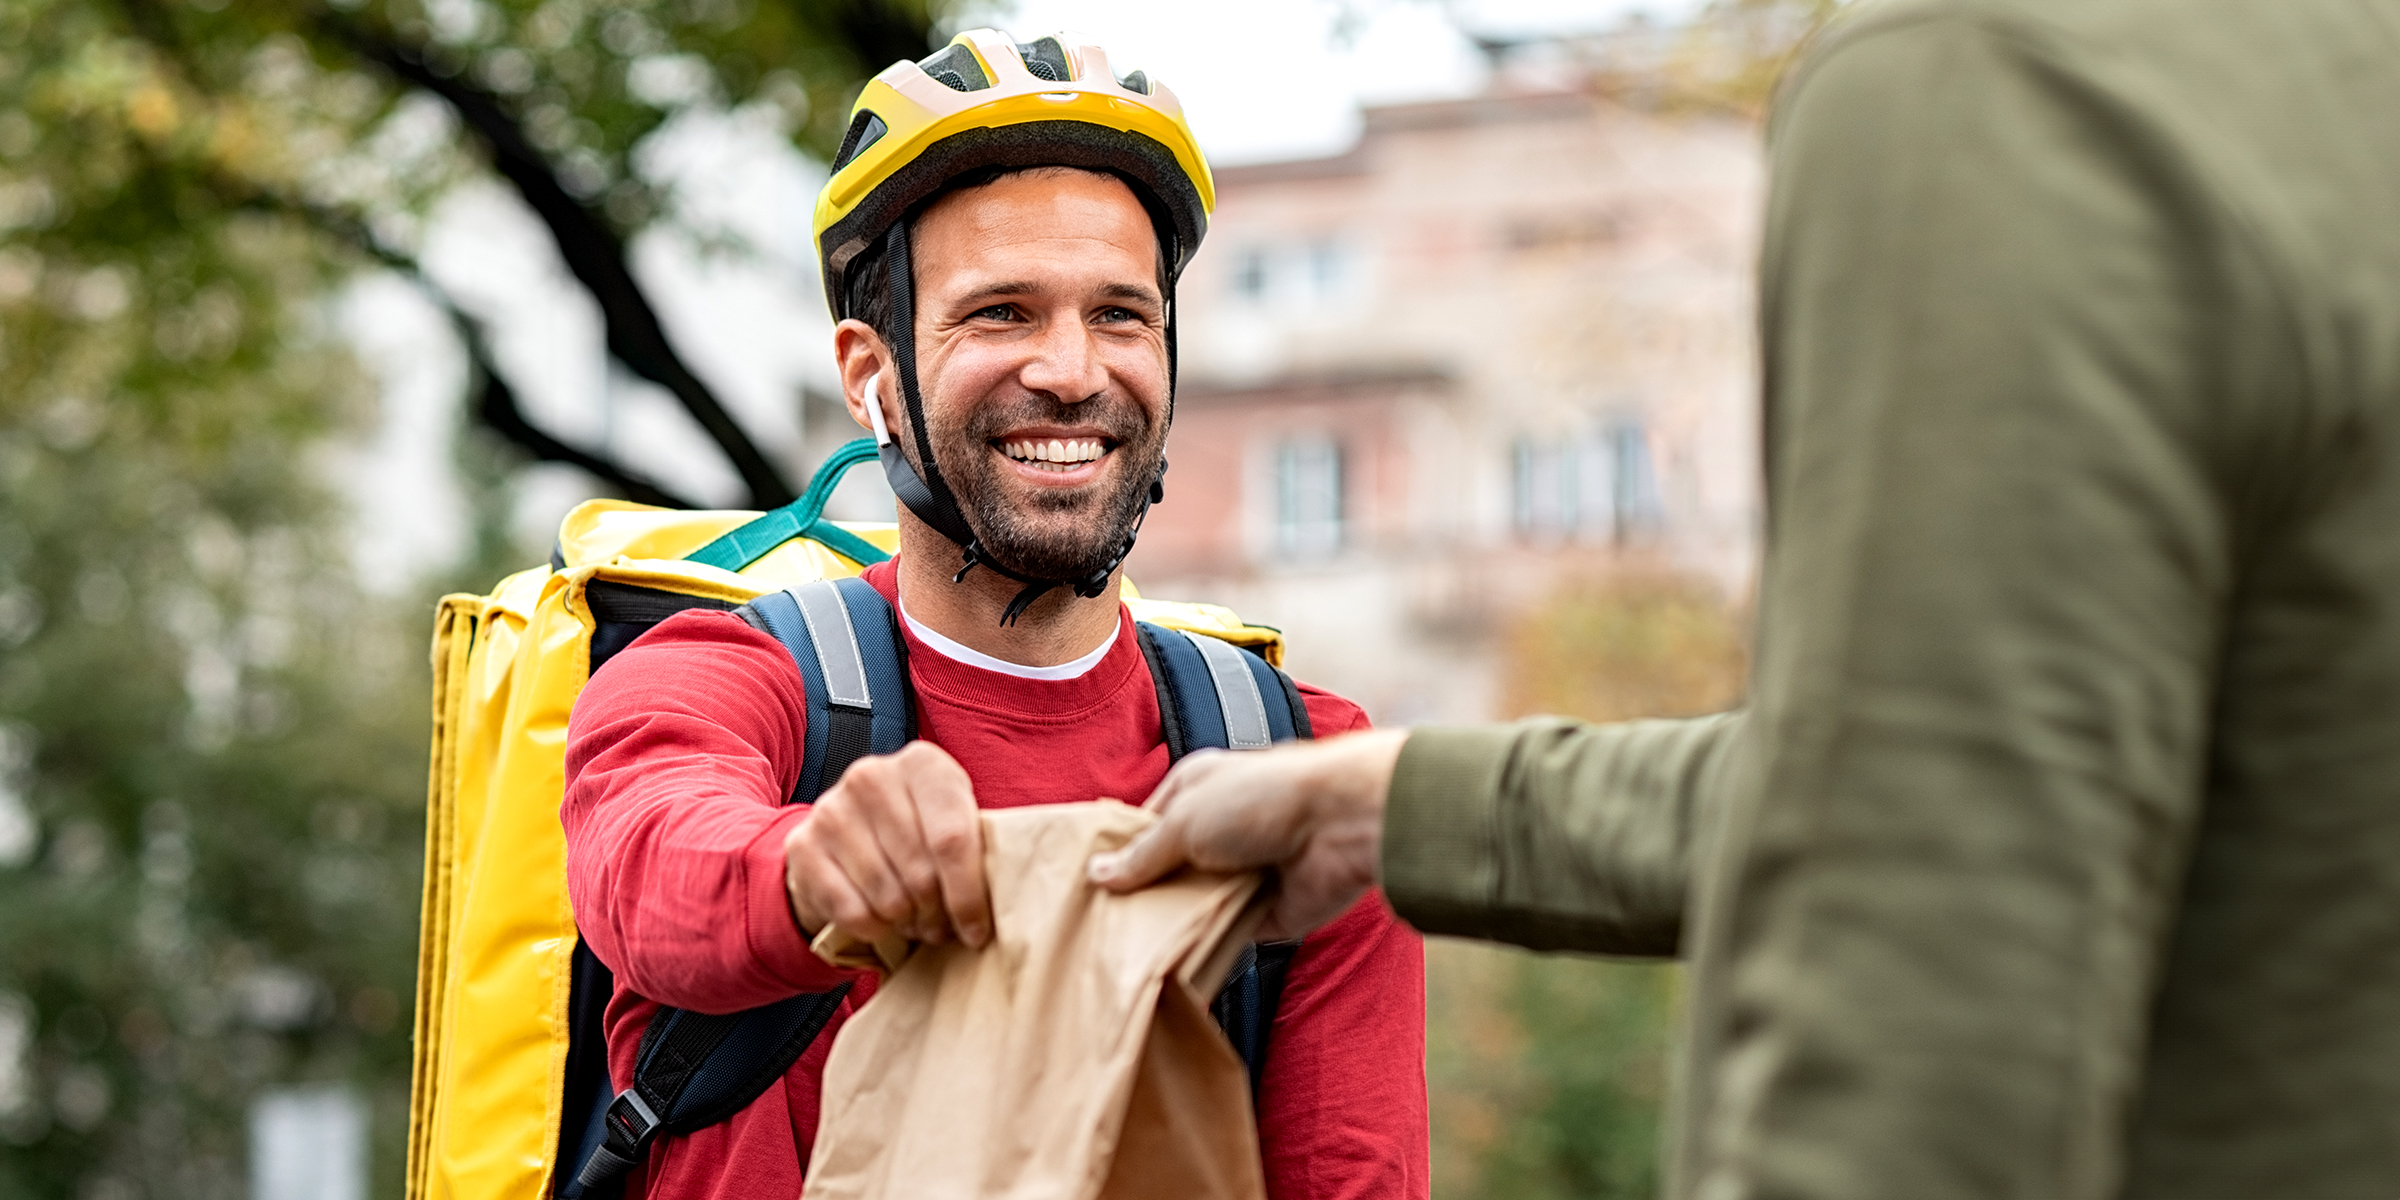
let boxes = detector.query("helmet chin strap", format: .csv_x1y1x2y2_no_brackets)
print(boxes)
869,219,1176,627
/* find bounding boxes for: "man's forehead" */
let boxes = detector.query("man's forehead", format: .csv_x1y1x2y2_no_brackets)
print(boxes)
914,169,1163,290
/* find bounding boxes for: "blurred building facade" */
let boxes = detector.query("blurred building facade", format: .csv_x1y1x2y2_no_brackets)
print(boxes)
1128,81,1766,725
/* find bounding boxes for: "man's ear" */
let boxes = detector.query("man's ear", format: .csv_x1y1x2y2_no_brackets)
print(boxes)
833,319,895,436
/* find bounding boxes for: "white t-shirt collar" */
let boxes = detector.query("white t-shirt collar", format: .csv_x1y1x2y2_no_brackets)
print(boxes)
897,597,1118,681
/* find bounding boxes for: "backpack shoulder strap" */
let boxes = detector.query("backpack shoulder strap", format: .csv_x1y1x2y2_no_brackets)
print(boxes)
1133,620,1311,1097
563,578,910,1198
741,576,913,802
564,985,852,1197
1133,621,1307,758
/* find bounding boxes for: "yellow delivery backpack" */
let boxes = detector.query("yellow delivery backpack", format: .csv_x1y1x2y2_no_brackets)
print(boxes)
407,440,1290,1199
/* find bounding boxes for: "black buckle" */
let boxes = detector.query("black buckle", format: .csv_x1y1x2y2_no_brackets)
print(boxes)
602,1088,662,1155
572,1088,662,1191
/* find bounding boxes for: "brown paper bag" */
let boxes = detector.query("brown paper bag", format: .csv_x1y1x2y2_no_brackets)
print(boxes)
801,801,1268,1200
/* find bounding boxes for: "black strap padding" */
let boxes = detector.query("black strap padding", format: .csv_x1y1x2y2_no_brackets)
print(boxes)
587,580,741,625
1272,662,1314,741
819,704,874,789
585,582,741,676
642,987,853,1131
555,943,622,1200
569,985,851,1193
1133,623,1190,761
1209,939,1303,1098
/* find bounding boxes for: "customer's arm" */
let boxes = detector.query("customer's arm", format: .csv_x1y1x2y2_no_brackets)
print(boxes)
1382,714,1741,955
1092,711,1738,957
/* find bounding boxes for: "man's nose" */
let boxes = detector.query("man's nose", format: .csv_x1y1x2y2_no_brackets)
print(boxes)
1017,313,1109,404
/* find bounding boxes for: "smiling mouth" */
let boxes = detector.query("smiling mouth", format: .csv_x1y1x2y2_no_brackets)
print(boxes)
996,436,1110,473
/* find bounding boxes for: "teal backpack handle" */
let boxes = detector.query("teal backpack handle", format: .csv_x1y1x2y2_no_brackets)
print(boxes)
685,438,892,572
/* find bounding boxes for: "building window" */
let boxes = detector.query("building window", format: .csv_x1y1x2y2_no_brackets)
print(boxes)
1512,419,1660,543
1308,238,1348,294
1228,237,1356,310
1606,421,1661,535
1273,436,1345,560
1232,248,1270,302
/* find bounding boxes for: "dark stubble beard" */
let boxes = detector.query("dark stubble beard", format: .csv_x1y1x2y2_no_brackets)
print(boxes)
922,389,1166,583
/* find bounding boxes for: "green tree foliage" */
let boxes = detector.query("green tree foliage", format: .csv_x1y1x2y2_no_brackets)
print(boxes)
0,17,422,1190
1429,943,1677,1200
0,2,942,1196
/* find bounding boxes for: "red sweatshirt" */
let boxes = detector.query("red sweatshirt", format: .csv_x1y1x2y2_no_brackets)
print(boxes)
562,560,1428,1200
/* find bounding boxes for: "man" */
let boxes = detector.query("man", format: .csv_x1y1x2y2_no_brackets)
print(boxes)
1087,2,2400,1198
562,32,1426,1200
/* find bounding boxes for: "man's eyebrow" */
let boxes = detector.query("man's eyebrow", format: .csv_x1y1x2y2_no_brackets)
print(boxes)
1097,282,1163,307
951,281,1039,309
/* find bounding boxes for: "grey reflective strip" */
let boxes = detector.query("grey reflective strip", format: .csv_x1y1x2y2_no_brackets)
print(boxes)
1178,629,1271,750
791,580,871,709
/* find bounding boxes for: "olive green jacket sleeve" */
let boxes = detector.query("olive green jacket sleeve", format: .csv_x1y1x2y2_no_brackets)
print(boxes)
1383,714,1742,956
1378,3,2347,1196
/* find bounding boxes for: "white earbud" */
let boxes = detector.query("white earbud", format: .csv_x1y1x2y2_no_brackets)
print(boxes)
862,370,892,447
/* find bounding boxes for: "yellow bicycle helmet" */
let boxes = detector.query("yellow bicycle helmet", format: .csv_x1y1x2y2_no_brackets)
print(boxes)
813,29,1215,317
811,31,1216,624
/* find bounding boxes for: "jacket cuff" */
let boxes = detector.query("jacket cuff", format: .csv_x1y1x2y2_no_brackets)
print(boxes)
743,806,841,990
1380,725,1514,938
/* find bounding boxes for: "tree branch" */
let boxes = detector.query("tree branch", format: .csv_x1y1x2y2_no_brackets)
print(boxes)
320,217,703,510
218,179,700,510
326,16,797,509
797,0,941,75
447,312,700,511
113,0,704,510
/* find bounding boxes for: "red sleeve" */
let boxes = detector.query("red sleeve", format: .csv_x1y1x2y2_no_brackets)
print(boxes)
563,609,853,1014
1259,689,1431,1200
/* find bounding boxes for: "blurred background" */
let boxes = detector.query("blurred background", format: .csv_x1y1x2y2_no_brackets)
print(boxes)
0,1,1829,1195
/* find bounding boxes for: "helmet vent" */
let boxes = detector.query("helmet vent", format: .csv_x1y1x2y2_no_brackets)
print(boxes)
1017,37,1072,83
832,110,887,171
917,43,991,92
1116,69,1152,95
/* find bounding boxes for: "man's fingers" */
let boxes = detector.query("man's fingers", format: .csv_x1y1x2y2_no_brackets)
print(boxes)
788,834,895,944
1088,816,1188,893
917,787,991,948
858,778,947,941
823,802,917,932
816,871,895,944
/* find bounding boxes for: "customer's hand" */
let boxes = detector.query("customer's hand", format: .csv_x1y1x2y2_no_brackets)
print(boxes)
785,741,992,949
1088,730,1408,940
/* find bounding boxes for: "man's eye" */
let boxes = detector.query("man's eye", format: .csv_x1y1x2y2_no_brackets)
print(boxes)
1096,306,1140,324
972,304,1017,321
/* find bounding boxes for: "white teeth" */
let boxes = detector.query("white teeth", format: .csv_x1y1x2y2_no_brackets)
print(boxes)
1000,438,1104,466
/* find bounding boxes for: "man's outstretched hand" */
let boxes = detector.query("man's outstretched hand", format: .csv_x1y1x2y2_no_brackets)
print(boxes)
1088,730,1409,941
786,741,993,950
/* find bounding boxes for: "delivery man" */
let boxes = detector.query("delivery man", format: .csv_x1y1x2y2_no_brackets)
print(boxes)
562,30,1427,1200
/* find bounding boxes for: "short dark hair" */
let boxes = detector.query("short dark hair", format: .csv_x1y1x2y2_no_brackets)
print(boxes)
837,164,1173,350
